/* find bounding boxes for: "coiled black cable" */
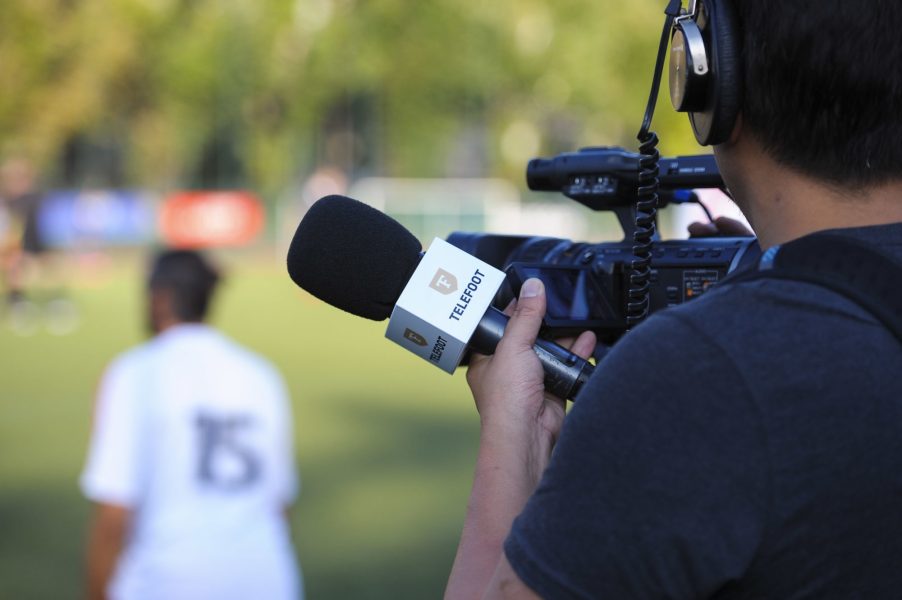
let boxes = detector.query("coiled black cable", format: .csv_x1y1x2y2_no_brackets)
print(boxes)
628,131,660,326
628,0,682,328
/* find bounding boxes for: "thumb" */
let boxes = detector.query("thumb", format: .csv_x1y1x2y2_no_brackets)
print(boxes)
500,278,546,351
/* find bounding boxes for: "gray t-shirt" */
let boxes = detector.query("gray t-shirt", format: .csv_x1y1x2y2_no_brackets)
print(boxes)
505,223,902,599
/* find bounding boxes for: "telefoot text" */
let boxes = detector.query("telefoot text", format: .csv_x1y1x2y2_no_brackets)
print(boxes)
448,269,487,322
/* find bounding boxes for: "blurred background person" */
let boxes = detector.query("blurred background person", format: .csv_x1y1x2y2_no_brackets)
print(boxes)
0,154,78,335
81,249,302,600
0,156,45,330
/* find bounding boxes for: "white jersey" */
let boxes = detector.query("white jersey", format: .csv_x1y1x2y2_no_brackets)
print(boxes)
81,324,302,600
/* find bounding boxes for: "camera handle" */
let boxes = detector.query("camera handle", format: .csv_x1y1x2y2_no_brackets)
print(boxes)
613,203,663,244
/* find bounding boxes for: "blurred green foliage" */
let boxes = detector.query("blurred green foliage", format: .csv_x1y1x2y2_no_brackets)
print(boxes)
0,0,700,192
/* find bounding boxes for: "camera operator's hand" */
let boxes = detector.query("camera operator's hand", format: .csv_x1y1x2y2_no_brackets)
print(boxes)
688,215,754,237
466,278,596,456
447,278,595,600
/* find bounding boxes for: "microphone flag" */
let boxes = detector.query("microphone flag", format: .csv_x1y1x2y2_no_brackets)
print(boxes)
385,238,505,373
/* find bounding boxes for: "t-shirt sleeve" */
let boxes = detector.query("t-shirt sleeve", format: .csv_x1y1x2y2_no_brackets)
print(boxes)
80,356,147,506
504,312,770,599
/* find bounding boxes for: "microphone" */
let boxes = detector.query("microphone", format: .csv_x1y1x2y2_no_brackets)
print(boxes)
287,195,594,401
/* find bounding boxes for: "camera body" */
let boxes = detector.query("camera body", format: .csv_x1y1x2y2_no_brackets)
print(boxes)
447,146,760,344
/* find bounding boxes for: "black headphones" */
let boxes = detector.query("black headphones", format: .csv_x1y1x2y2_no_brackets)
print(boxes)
668,0,742,146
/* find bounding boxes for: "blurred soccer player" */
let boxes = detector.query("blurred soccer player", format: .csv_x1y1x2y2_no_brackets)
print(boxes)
0,156,79,335
81,250,302,600
0,156,46,332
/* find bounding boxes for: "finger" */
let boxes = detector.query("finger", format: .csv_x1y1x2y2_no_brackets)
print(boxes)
688,221,719,237
569,330,597,360
713,216,754,236
502,298,517,317
467,349,492,369
543,394,568,417
499,278,546,352
554,330,596,358
468,299,519,370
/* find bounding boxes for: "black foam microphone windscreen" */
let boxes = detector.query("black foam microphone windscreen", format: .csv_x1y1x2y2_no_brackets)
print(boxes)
287,195,423,321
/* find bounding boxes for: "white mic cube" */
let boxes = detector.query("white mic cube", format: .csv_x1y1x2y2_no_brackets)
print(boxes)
385,238,506,373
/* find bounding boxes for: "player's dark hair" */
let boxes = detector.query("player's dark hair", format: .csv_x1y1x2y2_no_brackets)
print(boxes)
148,250,220,322
734,1,902,187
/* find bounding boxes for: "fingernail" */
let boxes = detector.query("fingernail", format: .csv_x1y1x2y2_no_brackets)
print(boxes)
520,278,543,299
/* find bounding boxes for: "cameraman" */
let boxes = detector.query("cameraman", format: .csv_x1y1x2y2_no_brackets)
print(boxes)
446,2,902,599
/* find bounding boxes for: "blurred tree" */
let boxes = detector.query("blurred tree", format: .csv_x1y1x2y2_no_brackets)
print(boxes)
0,0,700,191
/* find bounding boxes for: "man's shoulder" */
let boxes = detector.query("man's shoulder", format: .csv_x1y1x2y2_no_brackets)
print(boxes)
194,329,288,392
161,325,278,367
103,340,157,381
108,328,284,385
607,268,898,406
672,222,902,335
596,270,890,395
214,333,283,379
664,270,885,344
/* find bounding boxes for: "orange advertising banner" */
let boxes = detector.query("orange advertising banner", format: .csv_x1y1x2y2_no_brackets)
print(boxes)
159,191,265,248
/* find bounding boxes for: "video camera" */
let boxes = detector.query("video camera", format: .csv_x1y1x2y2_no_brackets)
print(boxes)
447,146,760,344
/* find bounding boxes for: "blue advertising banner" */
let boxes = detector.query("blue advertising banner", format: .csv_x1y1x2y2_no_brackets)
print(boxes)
39,189,157,248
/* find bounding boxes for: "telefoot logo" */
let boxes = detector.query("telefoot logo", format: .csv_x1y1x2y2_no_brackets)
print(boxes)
403,329,428,346
449,269,486,321
429,269,459,295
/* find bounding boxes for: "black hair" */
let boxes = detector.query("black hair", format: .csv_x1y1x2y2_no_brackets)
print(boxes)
148,250,220,322
733,0,902,187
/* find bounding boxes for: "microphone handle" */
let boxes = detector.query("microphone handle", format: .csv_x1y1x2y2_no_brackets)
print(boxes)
469,307,595,401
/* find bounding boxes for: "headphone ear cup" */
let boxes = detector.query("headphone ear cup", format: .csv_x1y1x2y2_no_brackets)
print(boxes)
688,0,742,146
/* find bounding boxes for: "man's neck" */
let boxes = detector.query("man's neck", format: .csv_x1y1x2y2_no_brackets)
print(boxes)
153,319,204,336
750,178,902,249
718,139,902,249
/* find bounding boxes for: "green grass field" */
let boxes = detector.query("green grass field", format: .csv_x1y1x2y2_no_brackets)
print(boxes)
0,252,481,599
